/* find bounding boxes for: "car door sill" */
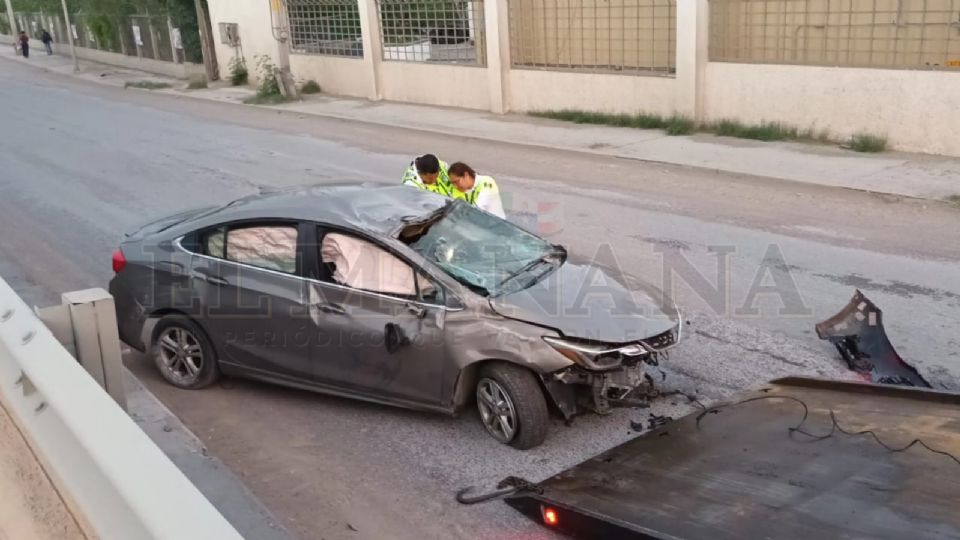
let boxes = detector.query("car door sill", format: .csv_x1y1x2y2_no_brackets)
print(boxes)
219,362,455,416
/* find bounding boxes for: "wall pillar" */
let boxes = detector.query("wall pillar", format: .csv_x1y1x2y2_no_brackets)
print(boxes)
675,0,709,121
357,0,383,101
484,0,510,113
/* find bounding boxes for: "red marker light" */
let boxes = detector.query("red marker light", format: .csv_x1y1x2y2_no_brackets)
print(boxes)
112,248,127,274
542,507,559,526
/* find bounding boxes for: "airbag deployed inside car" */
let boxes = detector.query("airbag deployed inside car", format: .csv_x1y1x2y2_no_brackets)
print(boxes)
321,233,416,296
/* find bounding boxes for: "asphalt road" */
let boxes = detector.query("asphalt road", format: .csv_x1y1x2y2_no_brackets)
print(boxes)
2,59,959,539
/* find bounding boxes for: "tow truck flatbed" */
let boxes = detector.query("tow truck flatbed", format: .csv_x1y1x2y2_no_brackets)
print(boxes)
506,377,960,539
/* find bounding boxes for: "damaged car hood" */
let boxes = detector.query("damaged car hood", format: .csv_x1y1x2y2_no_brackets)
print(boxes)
488,261,678,343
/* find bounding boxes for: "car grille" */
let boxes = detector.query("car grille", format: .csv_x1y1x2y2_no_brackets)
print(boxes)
642,328,677,351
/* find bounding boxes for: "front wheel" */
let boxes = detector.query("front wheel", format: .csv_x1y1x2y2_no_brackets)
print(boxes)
477,363,549,449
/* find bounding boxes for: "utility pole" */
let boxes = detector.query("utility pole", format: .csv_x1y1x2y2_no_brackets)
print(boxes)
4,0,17,54
269,0,297,98
193,0,218,81
60,0,78,71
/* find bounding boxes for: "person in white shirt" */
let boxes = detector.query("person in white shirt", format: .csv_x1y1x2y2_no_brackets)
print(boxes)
448,162,506,219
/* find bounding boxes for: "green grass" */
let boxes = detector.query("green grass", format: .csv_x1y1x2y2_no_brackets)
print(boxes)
186,79,208,90
710,119,802,141
242,92,290,105
848,133,888,153
301,80,322,94
124,80,171,90
665,115,695,136
531,110,667,129
944,194,960,206
531,109,891,151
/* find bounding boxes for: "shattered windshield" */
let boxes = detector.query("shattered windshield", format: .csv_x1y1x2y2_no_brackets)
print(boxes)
404,203,563,296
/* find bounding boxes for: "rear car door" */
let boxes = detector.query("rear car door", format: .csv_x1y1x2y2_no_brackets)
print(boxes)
189,221,313,380
306,227,449,405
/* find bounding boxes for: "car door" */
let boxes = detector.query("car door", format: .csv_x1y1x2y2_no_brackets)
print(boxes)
190,221,313,380
306,227,449,405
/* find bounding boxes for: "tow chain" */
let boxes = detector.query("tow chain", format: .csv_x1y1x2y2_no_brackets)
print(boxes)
455,476,544,505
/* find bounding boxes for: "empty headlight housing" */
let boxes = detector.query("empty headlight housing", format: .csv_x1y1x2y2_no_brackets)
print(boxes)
542,336,648,371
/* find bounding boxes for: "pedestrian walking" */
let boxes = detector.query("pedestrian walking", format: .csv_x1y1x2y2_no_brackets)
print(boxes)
40,29,53,55
18,31,29,58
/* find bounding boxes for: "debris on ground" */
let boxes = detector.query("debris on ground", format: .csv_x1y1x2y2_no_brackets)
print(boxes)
630,413,673,432
816,290,930,387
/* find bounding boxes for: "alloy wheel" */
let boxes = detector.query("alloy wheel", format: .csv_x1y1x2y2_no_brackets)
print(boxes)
477,378,518,443
157,326,204,385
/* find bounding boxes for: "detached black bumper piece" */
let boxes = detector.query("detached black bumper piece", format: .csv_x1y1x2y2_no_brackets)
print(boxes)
505,377,960,539
816,289,929,387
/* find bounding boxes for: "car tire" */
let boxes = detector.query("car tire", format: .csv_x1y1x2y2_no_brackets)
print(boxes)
477,363,549,450
151,315,220,390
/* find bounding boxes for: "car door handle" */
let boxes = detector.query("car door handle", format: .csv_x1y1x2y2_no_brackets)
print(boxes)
405,302,426,319
317,303,346,315
191,268,228,285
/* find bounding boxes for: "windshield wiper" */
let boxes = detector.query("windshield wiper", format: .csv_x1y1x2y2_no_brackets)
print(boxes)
498,251,562,288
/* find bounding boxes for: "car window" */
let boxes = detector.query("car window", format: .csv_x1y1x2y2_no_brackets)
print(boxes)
417,272,443,305
225,225,298,273
320,232,417,297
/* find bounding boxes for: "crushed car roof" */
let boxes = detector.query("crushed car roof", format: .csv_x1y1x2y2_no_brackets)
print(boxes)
185,183,449,235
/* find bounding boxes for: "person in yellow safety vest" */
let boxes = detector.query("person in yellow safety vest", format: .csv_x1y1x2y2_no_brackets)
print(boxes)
401,154,453,196
448,162,506,219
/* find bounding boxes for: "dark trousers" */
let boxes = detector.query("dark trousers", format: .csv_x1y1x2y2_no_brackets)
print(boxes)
21,43,28,58
44,42,52,55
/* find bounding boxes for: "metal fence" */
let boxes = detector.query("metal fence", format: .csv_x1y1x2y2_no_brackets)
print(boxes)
509,0,677,75
288,0,364,57
710,0,960,70
376,0,487,64
8,11,198,64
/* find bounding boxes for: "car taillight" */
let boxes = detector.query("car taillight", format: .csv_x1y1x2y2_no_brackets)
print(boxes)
542,506,559,526
112,248,127,273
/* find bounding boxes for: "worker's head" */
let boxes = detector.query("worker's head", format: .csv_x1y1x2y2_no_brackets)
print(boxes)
448,162,477,192
415,154,441,185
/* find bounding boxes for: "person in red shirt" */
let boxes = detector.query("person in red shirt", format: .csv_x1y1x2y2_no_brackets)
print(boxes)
18,31,29,58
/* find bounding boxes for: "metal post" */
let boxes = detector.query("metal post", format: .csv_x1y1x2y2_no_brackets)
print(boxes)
145,9,159,60
60,0,78,71
4,0,17,54
166,15,179,63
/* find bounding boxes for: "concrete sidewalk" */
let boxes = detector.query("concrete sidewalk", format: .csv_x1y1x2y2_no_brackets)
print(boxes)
9,50,960,201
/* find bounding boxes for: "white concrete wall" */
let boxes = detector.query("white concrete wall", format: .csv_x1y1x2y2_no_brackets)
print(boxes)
288,55,371,99
508,69,677,116
379,62,491,110
704,62,960,156
202,0,960,156
206,0,277,84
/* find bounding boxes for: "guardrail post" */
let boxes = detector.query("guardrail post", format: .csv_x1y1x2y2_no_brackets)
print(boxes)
36,289,126,410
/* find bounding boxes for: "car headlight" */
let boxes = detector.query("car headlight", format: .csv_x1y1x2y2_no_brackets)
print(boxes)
542,336,648,371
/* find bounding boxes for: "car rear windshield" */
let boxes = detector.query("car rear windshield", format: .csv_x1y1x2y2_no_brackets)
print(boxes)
403,202,562,296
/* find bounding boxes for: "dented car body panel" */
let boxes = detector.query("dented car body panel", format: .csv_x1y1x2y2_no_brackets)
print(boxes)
110,184,681,419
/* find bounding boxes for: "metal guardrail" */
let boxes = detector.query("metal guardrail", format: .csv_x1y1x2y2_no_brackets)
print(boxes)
0,277,242,540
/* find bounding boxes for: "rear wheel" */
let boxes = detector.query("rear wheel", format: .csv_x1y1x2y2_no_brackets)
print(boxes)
477,363,549,449
151,316,219,389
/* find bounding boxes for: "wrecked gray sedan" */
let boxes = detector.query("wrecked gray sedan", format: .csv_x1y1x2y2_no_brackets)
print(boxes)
109,184,682,448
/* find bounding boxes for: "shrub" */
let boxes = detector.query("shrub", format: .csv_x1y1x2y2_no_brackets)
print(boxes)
228,56,248,86
665,115,695,136
301,80,321,94
848,133,887,153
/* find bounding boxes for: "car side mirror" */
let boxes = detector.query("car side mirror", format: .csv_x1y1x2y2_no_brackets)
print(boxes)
445,295,464,310
385,323,409,354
